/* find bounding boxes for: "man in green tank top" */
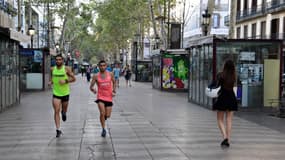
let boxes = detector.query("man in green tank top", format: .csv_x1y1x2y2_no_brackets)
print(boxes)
49,54,76,138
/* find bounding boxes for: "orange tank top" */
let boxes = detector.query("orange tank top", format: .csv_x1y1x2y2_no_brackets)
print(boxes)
97,71,113,102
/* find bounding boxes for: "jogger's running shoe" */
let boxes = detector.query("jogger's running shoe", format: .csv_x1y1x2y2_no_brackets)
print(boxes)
61,111,66,122
56,130,62,138
221,138,230,148
101,128,106,137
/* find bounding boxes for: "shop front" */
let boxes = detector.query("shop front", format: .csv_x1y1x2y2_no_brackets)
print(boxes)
187,36,282,109
19,48,50,91
135,60,152,82
0,28,20,111
152,49,189,91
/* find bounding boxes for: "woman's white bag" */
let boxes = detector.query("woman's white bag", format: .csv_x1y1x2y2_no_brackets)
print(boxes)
205,86,237,98
205,80,220,98
205,86,221,98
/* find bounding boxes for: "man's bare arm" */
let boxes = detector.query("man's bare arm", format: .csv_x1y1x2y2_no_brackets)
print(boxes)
66,66,76,83
90,74,97,94
110,72,116,92
49,67,53,86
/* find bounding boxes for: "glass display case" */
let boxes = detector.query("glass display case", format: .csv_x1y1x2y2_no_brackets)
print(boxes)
187,36,282,109
135,60,152,82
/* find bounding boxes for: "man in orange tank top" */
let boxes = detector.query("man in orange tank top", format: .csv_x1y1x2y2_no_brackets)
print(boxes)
89,60,116,137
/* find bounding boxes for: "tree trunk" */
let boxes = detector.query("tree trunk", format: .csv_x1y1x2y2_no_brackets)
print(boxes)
148,0,158,38
229,0,237,39
158,4,167,50
59,2,71,53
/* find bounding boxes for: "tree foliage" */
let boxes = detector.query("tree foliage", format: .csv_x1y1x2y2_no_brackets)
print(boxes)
91,0,178,60
37,0,178,62
93,0,151,59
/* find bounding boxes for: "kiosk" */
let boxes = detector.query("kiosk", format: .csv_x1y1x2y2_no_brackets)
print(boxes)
186,36,283,109
152,49,189,91
19,48,50,90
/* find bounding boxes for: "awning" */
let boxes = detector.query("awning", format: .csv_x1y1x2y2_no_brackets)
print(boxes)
10,30,30,43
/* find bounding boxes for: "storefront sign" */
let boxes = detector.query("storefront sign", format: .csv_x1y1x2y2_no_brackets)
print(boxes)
240,51,255,61
20,50,33,56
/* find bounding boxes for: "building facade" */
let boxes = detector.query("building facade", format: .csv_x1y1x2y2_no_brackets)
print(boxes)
183,0,229,47
235,0,285,79
0,0,30,111
235,0,285,40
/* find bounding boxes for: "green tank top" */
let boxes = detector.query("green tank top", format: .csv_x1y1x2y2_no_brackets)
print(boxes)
52,66,70,96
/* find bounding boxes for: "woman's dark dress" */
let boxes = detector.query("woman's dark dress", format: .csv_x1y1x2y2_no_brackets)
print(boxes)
213,73,238,111
124,69,131,80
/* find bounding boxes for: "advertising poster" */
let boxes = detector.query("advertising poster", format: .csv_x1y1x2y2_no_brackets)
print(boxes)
33,50,43,63
162,53,189,89
170,23,181,49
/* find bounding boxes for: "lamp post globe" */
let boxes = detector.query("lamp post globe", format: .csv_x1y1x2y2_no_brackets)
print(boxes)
133,33,140,81
55,43,60,54
28,25,35,48
202,9,211,36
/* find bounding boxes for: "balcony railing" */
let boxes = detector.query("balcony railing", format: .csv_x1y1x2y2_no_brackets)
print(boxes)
237,0,285,21
236,5,263,21
267,0,285,10
246,33,285,40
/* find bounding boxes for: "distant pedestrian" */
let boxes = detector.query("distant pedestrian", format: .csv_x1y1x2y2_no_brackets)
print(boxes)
49,54,76,138
213,59,237,148
86,66,92,82
81,66,85,77
93,65,99,74
89,60,116,137
123,64,132,87
113,64,121,88
106,65,112,72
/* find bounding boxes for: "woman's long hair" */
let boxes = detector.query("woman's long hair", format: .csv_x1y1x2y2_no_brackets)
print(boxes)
222,59,236,86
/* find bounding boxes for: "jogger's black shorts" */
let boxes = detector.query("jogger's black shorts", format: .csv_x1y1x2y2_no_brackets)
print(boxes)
53,95,70,102
95,99,113,107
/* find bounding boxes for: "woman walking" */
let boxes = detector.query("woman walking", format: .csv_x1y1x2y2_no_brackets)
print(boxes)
213,59,237,148
124,64,132,87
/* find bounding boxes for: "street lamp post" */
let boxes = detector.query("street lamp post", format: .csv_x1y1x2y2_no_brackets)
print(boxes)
55,43,60,54
201,9,211,36
155,35,160,49
134,33,140,81
125,51,128,66
67,52,72,67
28,25,35,48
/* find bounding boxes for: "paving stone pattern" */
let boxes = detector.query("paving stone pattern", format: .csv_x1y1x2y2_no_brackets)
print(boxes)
0,76,285,160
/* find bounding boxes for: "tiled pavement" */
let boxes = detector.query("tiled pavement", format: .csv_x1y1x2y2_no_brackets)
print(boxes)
0,76,285,160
